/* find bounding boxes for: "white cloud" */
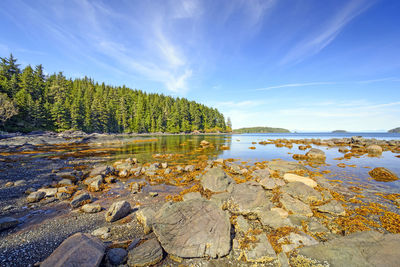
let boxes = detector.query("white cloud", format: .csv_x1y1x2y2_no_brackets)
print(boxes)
254,82,334,91
280,0,374,65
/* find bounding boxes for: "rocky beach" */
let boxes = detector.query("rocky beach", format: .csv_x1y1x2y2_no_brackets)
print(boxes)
1,132,400,266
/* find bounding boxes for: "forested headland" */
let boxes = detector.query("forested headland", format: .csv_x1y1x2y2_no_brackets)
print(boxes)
0,54,227,133
233,126,290,134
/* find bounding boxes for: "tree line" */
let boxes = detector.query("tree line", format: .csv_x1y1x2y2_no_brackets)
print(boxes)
0,54,228,133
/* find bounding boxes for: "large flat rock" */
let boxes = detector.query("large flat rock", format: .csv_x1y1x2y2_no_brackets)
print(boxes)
41,233,105,267
298,231,400,267
152,199,231,258
127,238,163,267
200,167,234,192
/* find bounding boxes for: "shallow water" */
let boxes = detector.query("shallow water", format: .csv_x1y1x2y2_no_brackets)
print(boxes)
101,133,400,195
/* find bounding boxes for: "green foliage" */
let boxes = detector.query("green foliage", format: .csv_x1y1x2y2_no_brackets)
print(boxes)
0,54,227,133
388,127,400,133
233,126,290,134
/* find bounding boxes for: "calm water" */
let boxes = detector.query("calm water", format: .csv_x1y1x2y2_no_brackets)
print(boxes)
106,133,400,195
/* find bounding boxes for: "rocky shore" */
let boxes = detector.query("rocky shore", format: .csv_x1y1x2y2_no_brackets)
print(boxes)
0,134,400,266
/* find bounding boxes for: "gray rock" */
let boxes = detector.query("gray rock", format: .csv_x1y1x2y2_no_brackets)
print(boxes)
55,192,71,200
81,203,102,213
225,181,272,217
38,188,58,197
281,182,323,204
130,182,140,194
70,192,91,208
235,215,251,233
258,210,293,229
366,144,383,155
266,160,308,175
105,200,131,222
243,233,277,263
182,191,202,201
41,233,105,267
0,217,19,231
278,252,290,267
149,192,158,197
104,176,116,183
58,178,73,186
200,167,234,192
152,199,231,258
184,165,195,172
27,191,46,203
90,165,115,177
164,168,171,174
305,148,326,161
107,248,127,265
282,232,318,252
259,177,278,190
280,193,313,217
307,219,329,234
209,192,231,209
161,162,168,169
91,227,110,239
136,207,156,234
14,180,26,186
283,173,317,188
298,231,400,267
317,200,346,216
84,175,103,186
252,169,270,180
127,238,163,267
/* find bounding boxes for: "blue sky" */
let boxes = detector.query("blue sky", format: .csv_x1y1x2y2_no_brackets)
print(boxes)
0,0,399,131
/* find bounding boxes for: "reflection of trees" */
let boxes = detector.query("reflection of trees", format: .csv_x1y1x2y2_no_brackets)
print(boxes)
114,135,232,162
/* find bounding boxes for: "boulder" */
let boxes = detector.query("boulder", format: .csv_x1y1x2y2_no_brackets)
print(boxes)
107,248,127,266
369,167,398,182
305,148,326,161
105,200,131,222
58,179,73,186
266,160,308,175
90,165,115,177
70,192,91,208
317,200,346,216
243,233,277,263
281,182,323,204
91,227,110,239
0,217,19,231
56,192,71,200
127,238,163,267
152,199,231,258
136,207,156,234
41,233,105,267
283,173,317,188
200,167,234,192
297,231,400,267
81,203,102,213
225,182,272,217
259,178,278,190
258,210,293,229
366,144,383,155
27,191,46,203
280,193,313,217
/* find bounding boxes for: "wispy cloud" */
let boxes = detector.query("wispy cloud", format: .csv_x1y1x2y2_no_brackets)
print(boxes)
280,0,374,65
254,82,335,91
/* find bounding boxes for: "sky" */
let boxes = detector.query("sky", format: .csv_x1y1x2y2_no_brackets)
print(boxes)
0,0,399,132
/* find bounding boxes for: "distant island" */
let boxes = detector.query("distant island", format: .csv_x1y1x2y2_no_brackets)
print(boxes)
233,126,290,134
388,127,400,133
332,130,348,133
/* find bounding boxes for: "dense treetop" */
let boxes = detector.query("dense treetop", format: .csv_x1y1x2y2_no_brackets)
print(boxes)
388,127,400,133
0,54,227,133
233,126,290,134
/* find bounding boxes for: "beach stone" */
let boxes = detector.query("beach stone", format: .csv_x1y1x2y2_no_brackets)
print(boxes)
225,181,272,217
161,162,168,168
164,168,171,174
84,175,103,186
91,227,110,239
243,233,277,263
298,145,308,150
27,191,46,203
267,160,308,175
41,233,105,267
252,169,272,180
200,140,210,147
55,192,71,200
283,173,317,188
317,200,346,216
88,178,103,192
5,181,14,187
271,207,289,218
0,217,19,231
369,167,398,182
15,180,26,186
366,144,383,155
107,248,127,265
38,188,58,197
281,182,323,203
149,192,158,197
258,210,293,229
338,147,349,153
130,182,140,194
200,167,234,192
297,231,400,267
152,199,231,258
58,178,73,186
182,191,202,201
90,165,115,177
259,177,278,190
282,232,318,252
136,207,156,234
305,148,326,161
81,203,102,213
105,200,131,222
280,193,313,217
307,219,329,234
104,176,116,183
127,238,163,267
70,192,91,208
184,165,195,172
